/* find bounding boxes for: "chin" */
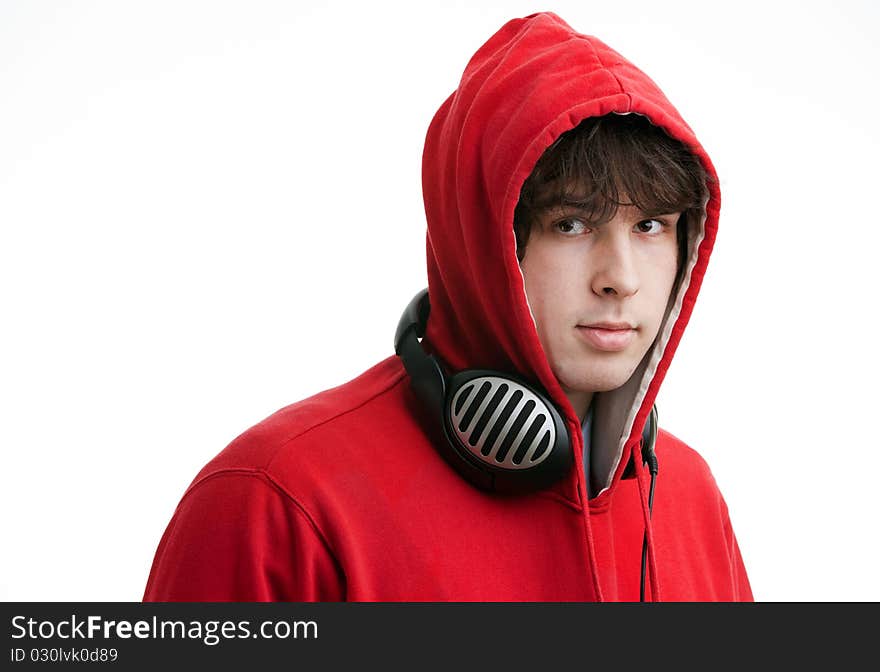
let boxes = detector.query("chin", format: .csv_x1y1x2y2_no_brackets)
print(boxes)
557,369,634,395
555,351,642,390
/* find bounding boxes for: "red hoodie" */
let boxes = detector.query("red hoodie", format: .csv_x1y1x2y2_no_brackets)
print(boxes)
144,12,752,602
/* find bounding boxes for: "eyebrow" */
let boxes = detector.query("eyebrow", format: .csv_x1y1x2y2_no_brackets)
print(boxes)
542,201,678,219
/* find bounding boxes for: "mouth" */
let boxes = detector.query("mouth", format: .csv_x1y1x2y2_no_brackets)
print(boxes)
575,324,636,352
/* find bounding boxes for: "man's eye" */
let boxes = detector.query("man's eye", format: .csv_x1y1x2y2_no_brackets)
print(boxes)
635,219,666,234
554,217,588,235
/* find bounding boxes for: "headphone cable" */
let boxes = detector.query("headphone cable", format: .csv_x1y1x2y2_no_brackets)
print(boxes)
639,419,659,603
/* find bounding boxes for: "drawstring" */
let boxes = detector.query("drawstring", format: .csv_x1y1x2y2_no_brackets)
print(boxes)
634,441,661,602
571,418,604,602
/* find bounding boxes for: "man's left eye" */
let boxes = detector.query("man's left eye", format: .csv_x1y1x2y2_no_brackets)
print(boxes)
635,219,665,234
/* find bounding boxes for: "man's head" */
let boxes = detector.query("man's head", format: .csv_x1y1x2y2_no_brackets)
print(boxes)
514,113,711,418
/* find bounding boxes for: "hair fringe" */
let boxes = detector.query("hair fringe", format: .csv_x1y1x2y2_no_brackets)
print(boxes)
514,114,713,273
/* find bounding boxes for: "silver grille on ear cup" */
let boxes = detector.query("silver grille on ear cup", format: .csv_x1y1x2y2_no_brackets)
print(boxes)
448,376,557,470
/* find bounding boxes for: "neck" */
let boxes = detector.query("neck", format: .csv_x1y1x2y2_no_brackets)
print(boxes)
564,389,594,424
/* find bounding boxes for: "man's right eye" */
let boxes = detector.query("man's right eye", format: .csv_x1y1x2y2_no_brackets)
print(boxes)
553,217,589,235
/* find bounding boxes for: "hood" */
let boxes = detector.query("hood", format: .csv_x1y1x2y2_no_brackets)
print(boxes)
421,12,718,504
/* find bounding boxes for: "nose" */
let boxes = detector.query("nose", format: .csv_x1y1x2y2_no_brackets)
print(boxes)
590,232,639,298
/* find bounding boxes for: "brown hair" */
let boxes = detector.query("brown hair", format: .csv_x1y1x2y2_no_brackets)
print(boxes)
513,113,713,287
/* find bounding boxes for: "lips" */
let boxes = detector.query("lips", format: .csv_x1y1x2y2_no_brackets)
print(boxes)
575,324,636,351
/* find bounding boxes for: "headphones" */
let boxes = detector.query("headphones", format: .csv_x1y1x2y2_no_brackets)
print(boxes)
395,288,658,495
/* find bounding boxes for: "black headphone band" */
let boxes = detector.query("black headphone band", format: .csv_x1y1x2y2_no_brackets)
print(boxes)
394,288,445,417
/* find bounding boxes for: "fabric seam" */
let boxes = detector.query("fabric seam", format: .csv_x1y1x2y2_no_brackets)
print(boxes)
590,39,632,105
262,368,409,473
181,468,346,595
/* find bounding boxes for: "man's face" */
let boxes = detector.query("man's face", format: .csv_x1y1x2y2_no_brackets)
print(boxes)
519,200,681,415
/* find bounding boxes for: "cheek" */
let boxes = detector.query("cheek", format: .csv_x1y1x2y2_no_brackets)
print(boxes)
520,246,582,322
520,264,554,341
642,253,679,329
520,248,571,350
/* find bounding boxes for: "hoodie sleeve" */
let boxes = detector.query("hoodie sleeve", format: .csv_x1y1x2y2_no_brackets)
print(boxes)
723,499,754,601
142,470,345,602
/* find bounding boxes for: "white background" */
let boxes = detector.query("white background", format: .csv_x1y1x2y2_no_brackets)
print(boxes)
2,0,878,602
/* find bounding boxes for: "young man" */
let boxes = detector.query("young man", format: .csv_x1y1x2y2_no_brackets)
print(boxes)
144,12,751,601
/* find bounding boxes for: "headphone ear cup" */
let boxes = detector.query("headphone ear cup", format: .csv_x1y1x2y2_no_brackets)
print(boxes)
641,404,658,456
441,369,572,494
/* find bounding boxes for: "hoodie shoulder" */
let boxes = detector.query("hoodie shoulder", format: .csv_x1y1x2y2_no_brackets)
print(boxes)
654,427,724,501
186,355,408,489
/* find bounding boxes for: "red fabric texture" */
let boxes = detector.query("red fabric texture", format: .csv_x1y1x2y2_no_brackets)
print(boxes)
144,12,752,602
